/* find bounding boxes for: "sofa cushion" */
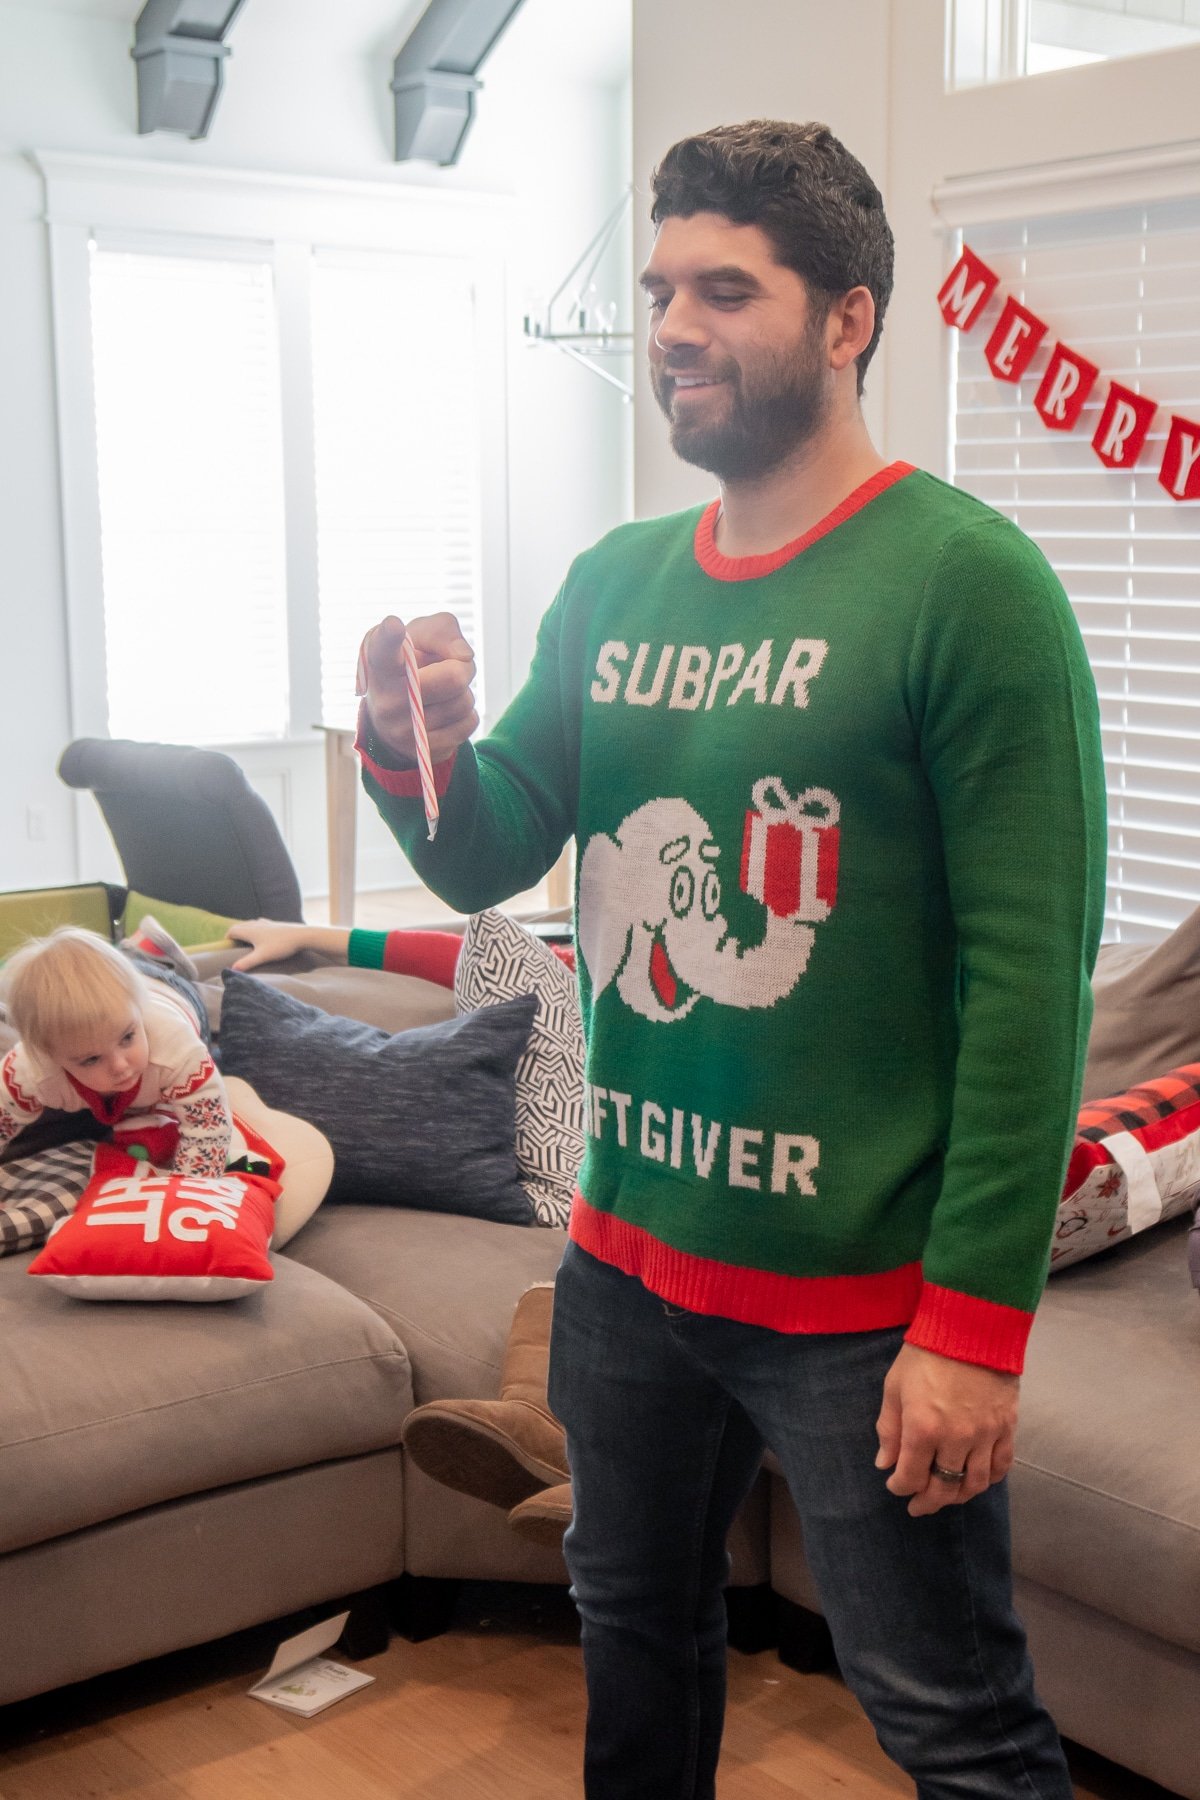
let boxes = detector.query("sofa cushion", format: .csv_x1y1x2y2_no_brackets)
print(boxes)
0,1244,412,1555
286,1205,566,1406
198,957,456,1038
1012,1218,1200,1654
217,972,535,1225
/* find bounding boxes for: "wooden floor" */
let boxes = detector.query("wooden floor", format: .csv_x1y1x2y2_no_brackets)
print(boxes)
0,1585,1177,1800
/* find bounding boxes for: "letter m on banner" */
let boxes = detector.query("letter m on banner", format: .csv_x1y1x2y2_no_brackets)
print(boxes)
937,246,999,330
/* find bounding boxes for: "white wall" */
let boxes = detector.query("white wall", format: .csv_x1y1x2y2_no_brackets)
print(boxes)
0,0,632,896
630,0,892,519
630,0,1200,515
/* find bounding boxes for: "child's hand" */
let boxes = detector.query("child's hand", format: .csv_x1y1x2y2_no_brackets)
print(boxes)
227,919,313,971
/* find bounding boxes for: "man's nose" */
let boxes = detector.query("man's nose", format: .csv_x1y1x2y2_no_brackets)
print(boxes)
653,293,707,354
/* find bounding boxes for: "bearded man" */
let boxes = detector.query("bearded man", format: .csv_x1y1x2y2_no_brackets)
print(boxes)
355,120,1106,1800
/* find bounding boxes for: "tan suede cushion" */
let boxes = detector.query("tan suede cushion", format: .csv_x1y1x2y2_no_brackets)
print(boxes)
1013,1219,1200,1654
198,960,455,1038
287,1204,566,1405
0,1247,412,1555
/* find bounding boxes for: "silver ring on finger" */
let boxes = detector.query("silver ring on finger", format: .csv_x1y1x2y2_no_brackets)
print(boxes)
931,1462,967,1484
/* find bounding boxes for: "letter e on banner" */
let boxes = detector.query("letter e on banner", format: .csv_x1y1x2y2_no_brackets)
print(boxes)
937,246,1000,330
1092,382,1157,471
984,297,1047,382
1034,344,1100,431
1158,414,1200,500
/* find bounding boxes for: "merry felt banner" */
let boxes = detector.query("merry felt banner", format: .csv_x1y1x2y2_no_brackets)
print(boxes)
938,246,1200,501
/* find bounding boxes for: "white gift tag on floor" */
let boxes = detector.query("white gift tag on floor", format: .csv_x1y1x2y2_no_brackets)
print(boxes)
249,1611,375,1717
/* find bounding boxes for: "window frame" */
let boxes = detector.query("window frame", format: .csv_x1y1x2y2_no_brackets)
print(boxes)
37,151,513,755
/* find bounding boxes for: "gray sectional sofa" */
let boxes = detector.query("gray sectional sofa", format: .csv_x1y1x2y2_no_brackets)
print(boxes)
1,939,1197,1800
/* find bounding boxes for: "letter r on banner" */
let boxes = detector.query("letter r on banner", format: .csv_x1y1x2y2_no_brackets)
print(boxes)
937,246,1000,330
1034,344,1100,431
1092,382,1157,471
984,297,1048,382
1158,415,1200,500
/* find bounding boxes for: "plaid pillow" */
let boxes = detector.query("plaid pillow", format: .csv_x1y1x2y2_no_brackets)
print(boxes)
1052,1063,1200,1272
0,1141,96,1255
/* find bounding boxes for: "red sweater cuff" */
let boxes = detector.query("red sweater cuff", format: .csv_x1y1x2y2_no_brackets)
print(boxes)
904,1281,1034,1375
354,702,456,799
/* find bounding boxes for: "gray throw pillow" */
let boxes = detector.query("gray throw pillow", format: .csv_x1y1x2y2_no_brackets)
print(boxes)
1083,909,1200,1103
217,971,535,1225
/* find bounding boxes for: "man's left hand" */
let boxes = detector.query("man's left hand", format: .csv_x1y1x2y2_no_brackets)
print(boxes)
875,1341,1019,1517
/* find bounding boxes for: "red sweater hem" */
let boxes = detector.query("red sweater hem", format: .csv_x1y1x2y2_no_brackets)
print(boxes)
569,1193,1034,1372
569,1190,922,1333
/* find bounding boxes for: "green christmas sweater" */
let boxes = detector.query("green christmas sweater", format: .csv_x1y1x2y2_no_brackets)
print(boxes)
359,463,1107,1373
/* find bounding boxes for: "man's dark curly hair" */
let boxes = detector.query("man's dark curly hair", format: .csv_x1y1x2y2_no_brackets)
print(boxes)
650,120,894,397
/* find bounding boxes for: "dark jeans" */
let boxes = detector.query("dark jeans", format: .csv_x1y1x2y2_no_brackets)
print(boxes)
127,953,213,1052
547,1240,1071,1800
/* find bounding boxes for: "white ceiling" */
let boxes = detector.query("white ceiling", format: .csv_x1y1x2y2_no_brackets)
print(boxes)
26,0,632,87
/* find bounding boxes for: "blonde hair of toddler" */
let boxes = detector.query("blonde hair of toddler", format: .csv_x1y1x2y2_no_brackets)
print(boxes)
2,927,149,1062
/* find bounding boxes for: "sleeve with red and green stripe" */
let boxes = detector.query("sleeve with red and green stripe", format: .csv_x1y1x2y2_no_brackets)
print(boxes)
357,588,579,915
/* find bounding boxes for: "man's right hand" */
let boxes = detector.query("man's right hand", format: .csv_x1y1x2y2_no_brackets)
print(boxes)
358,613,478,765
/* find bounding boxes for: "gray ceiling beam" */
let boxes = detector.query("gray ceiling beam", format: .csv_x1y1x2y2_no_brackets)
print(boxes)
131,0,248,140
391,0,526,167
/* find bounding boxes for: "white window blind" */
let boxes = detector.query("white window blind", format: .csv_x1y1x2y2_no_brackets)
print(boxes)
89,245,290,743
310,252,485,730
949,196,1200,942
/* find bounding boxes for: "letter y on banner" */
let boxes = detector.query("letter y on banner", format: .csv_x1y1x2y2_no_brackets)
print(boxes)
1159,415,1200,500
937,247,999,330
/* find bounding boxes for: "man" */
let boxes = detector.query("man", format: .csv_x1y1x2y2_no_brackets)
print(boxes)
356,120,1106,1799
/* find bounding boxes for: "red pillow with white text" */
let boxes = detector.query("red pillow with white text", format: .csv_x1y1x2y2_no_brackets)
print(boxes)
27,1142,279,1300
1051,1062,1200,1271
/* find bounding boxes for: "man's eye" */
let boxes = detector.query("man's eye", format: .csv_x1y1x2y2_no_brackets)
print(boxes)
646,294,667,313
708,292,750,307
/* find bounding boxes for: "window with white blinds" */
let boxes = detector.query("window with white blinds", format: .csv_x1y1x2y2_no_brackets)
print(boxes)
89,245,290,743
311,253,484,731
949,196,1200,942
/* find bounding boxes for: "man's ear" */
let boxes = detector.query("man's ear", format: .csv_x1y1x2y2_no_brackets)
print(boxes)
827,286,876,375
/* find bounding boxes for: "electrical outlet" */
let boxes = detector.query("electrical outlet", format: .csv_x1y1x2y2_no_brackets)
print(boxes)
26,806,46,842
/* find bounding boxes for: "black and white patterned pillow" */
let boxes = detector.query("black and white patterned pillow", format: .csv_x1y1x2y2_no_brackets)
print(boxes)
454,911,583,1229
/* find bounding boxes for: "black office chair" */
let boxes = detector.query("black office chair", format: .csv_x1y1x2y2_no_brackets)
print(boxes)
58,738,304,923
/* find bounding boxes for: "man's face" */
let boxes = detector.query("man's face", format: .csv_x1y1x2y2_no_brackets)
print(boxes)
640,213,832,483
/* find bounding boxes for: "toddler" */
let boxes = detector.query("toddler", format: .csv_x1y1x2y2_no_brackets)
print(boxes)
1,927,232,1178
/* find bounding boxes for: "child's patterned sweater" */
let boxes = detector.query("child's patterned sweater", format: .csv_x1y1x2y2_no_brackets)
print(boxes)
1,984,232,1178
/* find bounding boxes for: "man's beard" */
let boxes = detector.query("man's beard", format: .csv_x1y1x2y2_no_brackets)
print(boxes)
651,330,830,482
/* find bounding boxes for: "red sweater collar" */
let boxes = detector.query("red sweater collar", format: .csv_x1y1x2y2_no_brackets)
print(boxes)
694,461,916,583
67,1072,143,1125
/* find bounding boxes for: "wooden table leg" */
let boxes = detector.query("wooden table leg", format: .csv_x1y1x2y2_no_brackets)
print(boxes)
320,726,358,926
545,843,574,911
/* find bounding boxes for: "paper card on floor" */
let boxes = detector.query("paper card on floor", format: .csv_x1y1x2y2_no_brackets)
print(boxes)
249,1611,375,1716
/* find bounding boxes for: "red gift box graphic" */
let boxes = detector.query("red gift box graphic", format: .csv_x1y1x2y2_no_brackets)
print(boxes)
740,778,840,922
